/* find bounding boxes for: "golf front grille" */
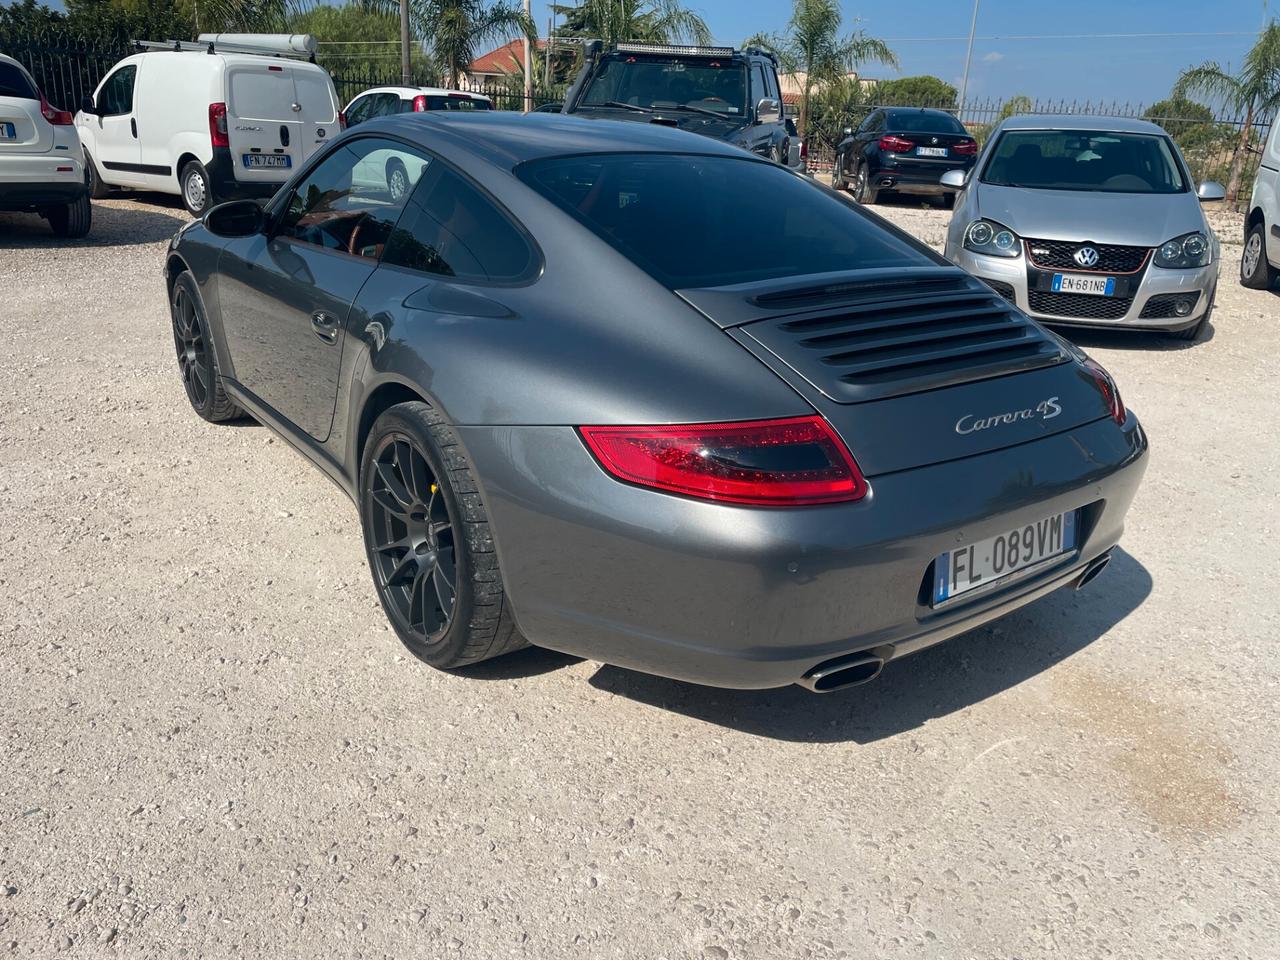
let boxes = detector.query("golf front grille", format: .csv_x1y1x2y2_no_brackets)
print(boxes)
1024,238,1150,274
1027,290,1133,321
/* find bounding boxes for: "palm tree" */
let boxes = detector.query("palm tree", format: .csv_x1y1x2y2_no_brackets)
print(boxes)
551,0,710,47
1174,20,1280,201
746,0,896,137
367,0,534,88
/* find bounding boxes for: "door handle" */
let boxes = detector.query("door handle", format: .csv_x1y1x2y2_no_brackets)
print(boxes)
130,117,137,138
311,311,339,344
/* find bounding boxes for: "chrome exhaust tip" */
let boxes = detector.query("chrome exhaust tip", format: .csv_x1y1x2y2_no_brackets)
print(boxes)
1074,551,1112,591
798,647,892,693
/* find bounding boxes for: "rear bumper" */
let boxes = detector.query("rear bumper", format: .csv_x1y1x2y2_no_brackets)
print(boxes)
457,414,1148,689
206,147,286,203
0,156,87,209
871,157,972,194
949,246,1219,331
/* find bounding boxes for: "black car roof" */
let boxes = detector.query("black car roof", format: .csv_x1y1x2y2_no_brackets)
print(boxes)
368,111,752,170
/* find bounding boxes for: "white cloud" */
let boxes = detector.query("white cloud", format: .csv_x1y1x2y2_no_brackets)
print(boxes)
982,51,1004,62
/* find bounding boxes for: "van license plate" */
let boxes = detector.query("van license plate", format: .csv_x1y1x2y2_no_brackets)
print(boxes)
0,123,15,140
1053,273,1115,296
916,146,947,157
243,154,291,169
933,510,1077,605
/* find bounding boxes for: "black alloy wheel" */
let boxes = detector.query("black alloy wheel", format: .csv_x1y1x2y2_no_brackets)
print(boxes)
366,433,459,649
170,272,242,422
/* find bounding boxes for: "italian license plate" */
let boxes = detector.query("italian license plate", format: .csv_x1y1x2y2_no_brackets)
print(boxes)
243,154,291,169
0,123,15,141
916,146,947,157
1053,273,1115,296
933,510,1078,605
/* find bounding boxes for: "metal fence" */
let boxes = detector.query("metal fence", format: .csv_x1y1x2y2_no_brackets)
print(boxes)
4,26,1269,201
805,95,1272,202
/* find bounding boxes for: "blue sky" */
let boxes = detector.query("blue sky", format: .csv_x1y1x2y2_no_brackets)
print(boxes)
528,0,1274,105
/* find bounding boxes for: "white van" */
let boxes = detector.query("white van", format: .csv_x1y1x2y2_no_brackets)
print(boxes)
76,34,341,215
1242,119,1280,289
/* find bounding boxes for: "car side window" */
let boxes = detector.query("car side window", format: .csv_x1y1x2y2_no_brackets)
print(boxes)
764,65,781,103
98,64,137,116
383,165,536,283
371,92,400,118
750,64,767,109
345,95,374,127
276,137,430,260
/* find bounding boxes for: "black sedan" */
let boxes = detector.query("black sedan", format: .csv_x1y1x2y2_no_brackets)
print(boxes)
832,107,978,206
164,112,1146,693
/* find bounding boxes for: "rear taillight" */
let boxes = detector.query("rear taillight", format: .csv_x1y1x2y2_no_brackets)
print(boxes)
208,102,229,148
1083,358,1126,425
953,139,978,155
578,415,868,506
338,110,347,130
879,134,915,153
412,95,428,112
799,140,808,160
39,95,73,125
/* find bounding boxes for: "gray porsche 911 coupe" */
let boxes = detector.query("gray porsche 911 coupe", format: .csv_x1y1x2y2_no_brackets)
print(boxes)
164,112,1147,693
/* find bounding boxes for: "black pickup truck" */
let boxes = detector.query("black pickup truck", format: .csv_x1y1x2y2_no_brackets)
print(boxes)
561,42,792,164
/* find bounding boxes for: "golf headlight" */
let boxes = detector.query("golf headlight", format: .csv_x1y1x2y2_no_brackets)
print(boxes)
1154,231,1211,269
963,219,1020,258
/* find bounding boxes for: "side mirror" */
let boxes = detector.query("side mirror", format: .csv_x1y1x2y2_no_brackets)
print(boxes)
755,97,781,125
204,198,265,237
1197,180,1226,202
80,95,97,115
940,169,968,188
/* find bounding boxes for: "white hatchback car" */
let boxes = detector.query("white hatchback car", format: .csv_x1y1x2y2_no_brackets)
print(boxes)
342,86,493,129
1241,117,1280,289
0,53,91,237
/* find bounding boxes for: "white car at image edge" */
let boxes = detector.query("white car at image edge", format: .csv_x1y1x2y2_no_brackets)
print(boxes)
0,52,91,237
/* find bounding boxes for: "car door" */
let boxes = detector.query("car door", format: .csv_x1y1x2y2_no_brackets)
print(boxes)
87,62,143,185
855,110,883,163
216,136,432,442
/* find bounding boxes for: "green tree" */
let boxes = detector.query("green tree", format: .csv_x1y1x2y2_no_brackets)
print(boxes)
389,0,536,88
552,0,710,47
1174,20,1280,200
746,0,896,137
872,74,956,109
292,1,433,77
996,93,1033,121
804,73,871,151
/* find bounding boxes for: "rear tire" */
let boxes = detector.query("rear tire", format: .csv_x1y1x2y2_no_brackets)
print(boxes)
854,163,878,205
940,192,956,210
46,193,92,238
1240,222,1277,289
360,402,527,670
85,151,111,200
180,160,214,217
169,271,242,422
386,157,410,202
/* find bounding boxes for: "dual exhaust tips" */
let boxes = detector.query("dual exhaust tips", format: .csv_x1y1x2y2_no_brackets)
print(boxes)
796,551,1113,693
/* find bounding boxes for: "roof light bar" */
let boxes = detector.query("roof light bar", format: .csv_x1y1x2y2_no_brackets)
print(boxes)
613,42,736,57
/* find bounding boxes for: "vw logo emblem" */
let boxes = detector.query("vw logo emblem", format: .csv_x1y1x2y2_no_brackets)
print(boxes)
1074,246,1099,268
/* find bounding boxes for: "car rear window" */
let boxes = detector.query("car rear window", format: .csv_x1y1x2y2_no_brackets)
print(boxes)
0,62,38,100
885,111,967,134
517,153,931,288
229,67,297,121
294,70,338,122
410,95,492,111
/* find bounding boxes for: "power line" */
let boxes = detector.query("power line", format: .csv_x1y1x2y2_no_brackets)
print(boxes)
881,30,1257,42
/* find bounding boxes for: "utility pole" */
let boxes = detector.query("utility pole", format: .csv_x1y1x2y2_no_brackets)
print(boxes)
400,0,412,87
545,16,552,87
958,0,980,116
523,0,533,112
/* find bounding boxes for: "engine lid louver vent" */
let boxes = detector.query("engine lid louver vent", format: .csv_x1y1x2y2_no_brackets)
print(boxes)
739,270,1067,403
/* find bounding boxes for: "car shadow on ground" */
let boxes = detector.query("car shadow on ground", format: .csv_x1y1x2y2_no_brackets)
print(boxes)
1054,322,1216,352
0,194,188,248
580,547,1152,744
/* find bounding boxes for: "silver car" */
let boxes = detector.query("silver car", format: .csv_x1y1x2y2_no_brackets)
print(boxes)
943,115,1225,340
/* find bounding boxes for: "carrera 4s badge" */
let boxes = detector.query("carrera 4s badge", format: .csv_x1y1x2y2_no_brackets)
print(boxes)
955,397,1062,435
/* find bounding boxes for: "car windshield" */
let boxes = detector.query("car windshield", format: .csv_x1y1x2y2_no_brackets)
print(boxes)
886,112,966,134
581,57,746,115
982,129,1188,193
518,153,931,288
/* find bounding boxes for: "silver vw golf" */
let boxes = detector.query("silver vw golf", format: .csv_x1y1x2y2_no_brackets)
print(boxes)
944,116,1225,340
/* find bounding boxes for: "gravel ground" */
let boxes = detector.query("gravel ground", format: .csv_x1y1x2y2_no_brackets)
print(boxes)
1,192,1278,959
